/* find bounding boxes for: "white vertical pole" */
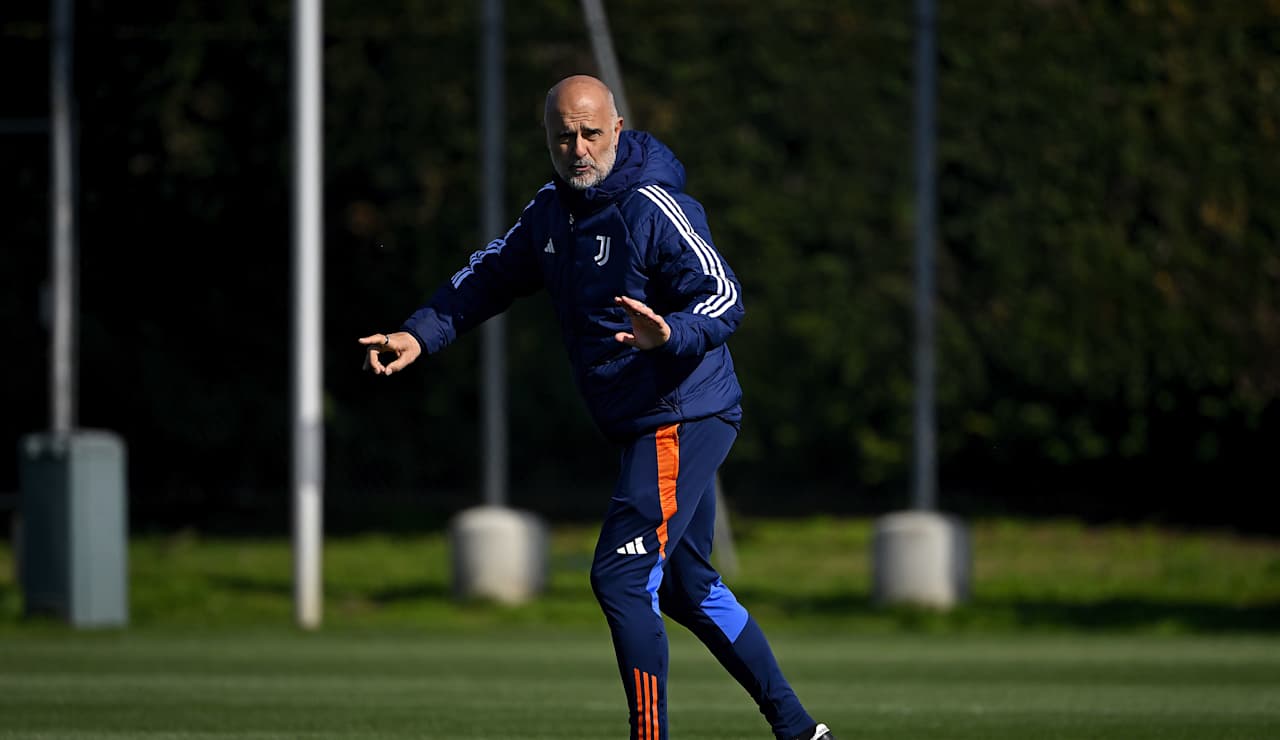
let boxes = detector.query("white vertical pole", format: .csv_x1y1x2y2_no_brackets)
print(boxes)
480,0,507,508
292,0,324,629
50,0,77,439
911,0,938,511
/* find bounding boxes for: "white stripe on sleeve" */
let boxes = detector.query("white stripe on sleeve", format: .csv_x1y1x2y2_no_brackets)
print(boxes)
637,185,738,318
451,183,555,288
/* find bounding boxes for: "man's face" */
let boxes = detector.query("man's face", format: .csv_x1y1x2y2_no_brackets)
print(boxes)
545,90,623,190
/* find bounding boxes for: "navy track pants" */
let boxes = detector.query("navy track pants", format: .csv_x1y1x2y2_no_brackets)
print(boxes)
590,416,815,740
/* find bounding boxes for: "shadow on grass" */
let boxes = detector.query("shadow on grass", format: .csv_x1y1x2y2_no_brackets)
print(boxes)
206,574,293,597
205,574,452,604
366,582,450,603
736,587,1280,633
991,597,1280,633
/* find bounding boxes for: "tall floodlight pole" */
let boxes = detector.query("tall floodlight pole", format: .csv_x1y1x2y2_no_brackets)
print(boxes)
480,0,508,507
291,0,324,629
911,0,938,511
50,0,77,438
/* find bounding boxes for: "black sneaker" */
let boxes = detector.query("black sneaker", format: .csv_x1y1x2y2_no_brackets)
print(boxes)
792,723,836,740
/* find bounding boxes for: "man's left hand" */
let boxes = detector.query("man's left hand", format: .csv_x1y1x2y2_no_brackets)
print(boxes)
614,295,671,350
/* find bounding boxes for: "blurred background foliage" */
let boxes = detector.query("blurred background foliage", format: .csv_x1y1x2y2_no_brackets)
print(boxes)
1,0,1276,533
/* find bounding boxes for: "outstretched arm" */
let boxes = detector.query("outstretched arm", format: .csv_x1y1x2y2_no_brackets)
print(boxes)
360,185,553,376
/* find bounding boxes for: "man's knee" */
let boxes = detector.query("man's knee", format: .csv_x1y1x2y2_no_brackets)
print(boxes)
590,553,637,604
589,563,607,602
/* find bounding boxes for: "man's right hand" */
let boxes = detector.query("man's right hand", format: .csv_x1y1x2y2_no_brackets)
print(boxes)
614,295,671,350
359,332,421,376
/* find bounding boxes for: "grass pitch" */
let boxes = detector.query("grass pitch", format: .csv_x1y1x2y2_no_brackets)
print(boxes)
0,517,1277,738
1,629,1277,739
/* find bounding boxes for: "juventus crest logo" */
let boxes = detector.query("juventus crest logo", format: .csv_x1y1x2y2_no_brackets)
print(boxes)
593,235,611,267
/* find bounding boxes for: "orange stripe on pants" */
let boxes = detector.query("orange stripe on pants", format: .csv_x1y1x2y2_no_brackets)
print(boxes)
649,670,660,740
654,424,680,560
634,668,646,739
632,668,661,740
644,669,654,740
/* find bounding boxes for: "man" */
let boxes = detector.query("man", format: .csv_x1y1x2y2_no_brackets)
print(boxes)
360,75,834,740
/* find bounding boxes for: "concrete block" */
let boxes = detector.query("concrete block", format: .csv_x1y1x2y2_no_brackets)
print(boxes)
872,510,970,609
18,430,129,628
449,505,548,605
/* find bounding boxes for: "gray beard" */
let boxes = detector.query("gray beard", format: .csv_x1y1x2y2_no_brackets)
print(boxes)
554,141,618,191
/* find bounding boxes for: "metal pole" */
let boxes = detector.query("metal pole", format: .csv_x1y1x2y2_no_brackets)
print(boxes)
480,0,508,508
911,0,938,511
50,0,77,438
291,0,324,629
580,0,631,121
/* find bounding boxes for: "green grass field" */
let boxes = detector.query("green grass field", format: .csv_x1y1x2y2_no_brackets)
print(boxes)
2,630,1277,739
1,517,1278,738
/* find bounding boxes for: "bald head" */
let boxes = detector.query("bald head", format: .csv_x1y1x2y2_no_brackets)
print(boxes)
544,75,624,190
544,75,619,124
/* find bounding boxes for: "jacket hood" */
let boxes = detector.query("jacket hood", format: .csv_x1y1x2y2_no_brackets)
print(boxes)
553,130,686,215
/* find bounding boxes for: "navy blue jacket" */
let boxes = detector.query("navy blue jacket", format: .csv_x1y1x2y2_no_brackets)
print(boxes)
401,130,744,442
